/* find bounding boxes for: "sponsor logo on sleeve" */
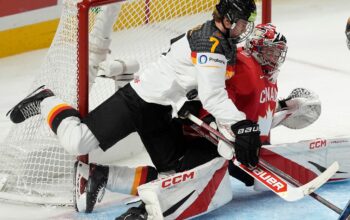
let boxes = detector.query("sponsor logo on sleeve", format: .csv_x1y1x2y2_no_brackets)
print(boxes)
199,55,208,64
208,57,225,65
192,52,227,68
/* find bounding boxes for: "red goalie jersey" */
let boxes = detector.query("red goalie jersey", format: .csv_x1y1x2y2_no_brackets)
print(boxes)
226,47,278,143
199,47,278,144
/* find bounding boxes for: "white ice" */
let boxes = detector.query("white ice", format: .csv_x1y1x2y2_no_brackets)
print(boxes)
0,0,349,219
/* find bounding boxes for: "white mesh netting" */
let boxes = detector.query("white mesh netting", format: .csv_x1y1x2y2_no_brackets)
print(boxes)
0,0,262,205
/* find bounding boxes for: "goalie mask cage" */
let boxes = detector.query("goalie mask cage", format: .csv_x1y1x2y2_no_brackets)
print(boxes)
0,0,268,205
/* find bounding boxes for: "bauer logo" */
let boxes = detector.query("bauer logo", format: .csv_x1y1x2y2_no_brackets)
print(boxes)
237,126,259,134
245,165,287,193
199,55,208,64
161,171,195,188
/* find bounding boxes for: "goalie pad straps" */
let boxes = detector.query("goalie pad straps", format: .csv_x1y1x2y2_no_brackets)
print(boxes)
107,165,158,196
137,158,232,220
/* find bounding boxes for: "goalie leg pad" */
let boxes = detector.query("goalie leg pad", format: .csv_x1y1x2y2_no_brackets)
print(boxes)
137,158,232,220
260,137,350,184
89,4,122,86
98,59,139,77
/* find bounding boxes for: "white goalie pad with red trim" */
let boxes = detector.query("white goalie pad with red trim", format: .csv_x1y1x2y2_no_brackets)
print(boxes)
261,137,350,184
137,157,232,220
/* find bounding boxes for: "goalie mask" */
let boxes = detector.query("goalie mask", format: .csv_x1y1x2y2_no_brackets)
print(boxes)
215,0,257,43
245,23,288,83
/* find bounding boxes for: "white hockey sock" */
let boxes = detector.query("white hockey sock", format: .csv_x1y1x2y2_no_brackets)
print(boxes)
41,96,99,155
107,165,157,195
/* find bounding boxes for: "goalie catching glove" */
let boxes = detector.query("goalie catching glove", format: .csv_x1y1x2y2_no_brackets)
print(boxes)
276,88,321,129
217,120,261,168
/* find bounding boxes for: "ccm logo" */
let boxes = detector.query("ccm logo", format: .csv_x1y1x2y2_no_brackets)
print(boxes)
161,171,195,188
237,126,259,134
309,139,327,149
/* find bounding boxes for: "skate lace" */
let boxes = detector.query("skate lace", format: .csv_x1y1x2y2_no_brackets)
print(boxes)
97,184,106,203
91,182,107,206
20,101,41,119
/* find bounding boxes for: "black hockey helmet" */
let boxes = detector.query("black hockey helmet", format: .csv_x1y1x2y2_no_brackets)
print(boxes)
215,0,257,43
216,0,257,24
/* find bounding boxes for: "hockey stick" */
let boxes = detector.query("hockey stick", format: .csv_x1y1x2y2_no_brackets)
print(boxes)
185,113,339,202
260,158,350,220
260,157,350,219
189,117,350,219
187,113,350,219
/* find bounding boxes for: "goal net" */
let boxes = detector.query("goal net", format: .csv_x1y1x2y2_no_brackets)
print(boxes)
0,0,265,205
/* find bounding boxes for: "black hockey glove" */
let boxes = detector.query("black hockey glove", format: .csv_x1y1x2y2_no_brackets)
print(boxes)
178,101,202,124
231,120,261,168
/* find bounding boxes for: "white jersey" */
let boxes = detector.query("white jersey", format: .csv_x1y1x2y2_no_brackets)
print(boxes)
130,21,245,125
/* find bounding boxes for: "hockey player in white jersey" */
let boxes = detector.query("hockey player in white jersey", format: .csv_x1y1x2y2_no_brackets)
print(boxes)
7,7,350,220
7,0,259,218
9,0,258,169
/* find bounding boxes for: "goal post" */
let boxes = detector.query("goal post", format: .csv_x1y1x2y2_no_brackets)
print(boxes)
0,0,270,205
262,0,272,23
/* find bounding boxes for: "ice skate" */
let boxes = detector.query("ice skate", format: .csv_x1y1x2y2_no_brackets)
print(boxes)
115,202,147,220
6,85,54,123
86,163,109,213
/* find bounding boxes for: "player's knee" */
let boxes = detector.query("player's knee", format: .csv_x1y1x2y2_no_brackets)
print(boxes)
57,117,99,155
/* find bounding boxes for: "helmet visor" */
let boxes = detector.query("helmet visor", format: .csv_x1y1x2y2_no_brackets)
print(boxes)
229,19,254,43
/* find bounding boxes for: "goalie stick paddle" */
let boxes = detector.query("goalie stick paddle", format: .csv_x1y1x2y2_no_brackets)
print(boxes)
260,157,350,219
185,113,339,202
187,113,350,219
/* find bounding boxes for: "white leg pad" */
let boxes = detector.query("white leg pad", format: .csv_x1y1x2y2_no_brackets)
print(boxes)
137,158,232,220
89,4,122,85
